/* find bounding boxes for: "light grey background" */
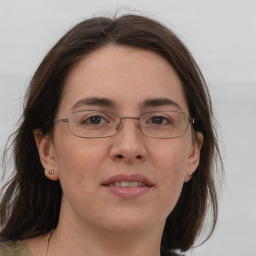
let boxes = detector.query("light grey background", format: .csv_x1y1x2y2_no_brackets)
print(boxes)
0,1,256,255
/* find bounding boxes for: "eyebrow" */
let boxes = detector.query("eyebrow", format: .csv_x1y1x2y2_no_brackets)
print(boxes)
71,97,117,111
71,97,182,111
141,98,182,111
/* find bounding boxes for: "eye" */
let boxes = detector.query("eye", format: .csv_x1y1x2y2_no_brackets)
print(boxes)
147,115,172,125
82,114,109,125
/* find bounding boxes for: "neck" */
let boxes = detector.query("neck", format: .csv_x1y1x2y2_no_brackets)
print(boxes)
49,204,164,256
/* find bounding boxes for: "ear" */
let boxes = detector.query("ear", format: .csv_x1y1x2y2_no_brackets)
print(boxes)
184,131,204,182
33,129,59,181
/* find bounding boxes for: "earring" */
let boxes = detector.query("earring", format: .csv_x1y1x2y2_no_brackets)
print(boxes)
188,172,192,176
48,170,55,175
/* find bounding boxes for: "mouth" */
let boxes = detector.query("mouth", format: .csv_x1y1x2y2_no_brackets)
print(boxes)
106,181,149,187
102,174,153,199
102,174,154,187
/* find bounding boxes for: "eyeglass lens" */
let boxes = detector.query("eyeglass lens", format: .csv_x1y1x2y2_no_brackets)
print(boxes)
67,110,190,139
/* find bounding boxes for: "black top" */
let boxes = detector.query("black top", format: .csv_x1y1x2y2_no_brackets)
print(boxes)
161,249,183,256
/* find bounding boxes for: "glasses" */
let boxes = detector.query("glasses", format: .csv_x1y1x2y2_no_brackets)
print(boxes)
53,110,195,139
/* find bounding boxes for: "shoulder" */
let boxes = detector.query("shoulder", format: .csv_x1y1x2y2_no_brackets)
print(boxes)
0,241,32,256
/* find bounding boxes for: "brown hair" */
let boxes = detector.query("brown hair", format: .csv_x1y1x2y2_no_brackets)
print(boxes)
0,14,222,252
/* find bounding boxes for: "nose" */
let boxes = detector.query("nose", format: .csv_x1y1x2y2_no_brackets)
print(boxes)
109,118,147,163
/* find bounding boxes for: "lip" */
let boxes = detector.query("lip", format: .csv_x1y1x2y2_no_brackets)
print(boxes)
102,174,154,186
102,174,154,199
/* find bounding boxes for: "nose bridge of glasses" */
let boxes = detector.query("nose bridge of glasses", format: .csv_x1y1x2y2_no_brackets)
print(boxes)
115,116,141,131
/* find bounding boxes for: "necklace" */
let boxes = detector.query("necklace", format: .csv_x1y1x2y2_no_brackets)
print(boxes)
46,229,55,256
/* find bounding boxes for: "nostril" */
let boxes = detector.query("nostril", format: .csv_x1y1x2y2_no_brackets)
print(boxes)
115,154,143,160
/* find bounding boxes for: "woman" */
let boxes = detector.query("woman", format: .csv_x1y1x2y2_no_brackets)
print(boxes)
0,14,222,256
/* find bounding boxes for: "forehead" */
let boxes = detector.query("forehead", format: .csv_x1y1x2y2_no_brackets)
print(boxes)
58,45,188,115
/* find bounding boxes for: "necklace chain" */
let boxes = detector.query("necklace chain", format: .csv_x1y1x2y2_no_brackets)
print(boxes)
46,229,55,256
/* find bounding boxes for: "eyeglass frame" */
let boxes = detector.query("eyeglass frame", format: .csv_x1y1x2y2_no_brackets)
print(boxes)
53,109,195,139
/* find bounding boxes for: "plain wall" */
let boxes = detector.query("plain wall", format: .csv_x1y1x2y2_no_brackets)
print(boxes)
0,1,255,255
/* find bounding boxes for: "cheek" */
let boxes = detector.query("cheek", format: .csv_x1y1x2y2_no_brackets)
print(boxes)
54,134,108,194
158,152,186,194
150,141,190,210
153,141,189,178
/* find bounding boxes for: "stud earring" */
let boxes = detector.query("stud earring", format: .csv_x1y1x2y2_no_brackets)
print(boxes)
48,170,55,175
188,172,192,176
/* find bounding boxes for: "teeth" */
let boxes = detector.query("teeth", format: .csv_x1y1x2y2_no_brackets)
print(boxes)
109,181,145,187
121,181,128,187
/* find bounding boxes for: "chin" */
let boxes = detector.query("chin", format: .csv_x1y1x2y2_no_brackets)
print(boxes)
103,221,155,234
97,209,166,235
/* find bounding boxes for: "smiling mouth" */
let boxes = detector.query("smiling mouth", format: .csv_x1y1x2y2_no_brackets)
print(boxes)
102,174,153,198
104,181,151,187
102,174,154,187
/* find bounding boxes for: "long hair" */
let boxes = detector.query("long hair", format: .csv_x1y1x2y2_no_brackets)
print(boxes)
0,14,222,252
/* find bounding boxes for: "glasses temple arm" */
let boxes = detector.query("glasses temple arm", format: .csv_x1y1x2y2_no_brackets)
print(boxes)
53,118,68,122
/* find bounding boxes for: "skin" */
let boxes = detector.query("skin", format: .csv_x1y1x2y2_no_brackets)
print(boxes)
26,45,203,256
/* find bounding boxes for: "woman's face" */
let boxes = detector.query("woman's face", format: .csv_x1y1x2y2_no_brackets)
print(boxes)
40,45,202,234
